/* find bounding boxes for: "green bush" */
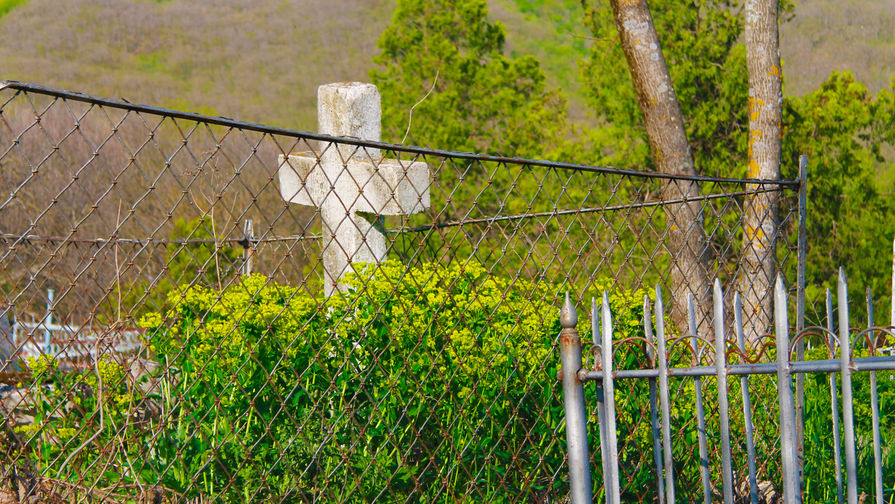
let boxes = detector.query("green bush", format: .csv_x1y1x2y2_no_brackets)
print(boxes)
7,354,148,492
139,260,567,502
12,262,892,502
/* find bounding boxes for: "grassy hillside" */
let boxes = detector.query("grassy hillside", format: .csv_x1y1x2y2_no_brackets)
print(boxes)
782,0,895,95
0,0,391,130
0,0,891,133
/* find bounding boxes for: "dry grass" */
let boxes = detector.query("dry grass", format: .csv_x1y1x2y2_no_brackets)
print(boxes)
781,0,895,95
0,0,891,130
0,0,391,131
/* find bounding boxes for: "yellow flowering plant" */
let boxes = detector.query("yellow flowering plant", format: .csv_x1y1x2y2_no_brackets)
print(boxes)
133,261,570,502
13,260,669,502
13,354,139,483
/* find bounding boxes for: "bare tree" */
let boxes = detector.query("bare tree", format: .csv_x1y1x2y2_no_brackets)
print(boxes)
607,0,712,332
741,0,782,344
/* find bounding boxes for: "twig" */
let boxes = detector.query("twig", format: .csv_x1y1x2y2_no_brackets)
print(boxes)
56,200,120,477
402,70,439,145
115,201,122,323
55,336,104,478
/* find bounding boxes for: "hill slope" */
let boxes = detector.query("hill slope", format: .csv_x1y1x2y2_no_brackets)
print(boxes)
0,0,391,130
0,0,891,134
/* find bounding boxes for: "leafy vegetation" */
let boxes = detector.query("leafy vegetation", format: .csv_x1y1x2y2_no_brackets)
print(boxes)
371,0,579,160
575,0,895,321
12,262,565,501
13,263,893,501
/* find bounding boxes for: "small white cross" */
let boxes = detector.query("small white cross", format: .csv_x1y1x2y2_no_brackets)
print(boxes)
278,82,431,296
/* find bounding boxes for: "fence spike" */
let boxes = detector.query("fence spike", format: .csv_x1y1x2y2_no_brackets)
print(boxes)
714,280,734,504
838,268,858,504
826,287,845,504
734,292,759,504
866,287,884,504
655,286,676,504
601,292,621,504
774,274,802,504
644,294,666,504
688,293,711,504
594,295,611,501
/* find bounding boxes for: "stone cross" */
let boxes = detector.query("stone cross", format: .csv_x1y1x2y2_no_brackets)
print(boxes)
278,82,431,296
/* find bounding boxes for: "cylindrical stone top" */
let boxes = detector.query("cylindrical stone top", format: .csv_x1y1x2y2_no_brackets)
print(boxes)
318,82,381,160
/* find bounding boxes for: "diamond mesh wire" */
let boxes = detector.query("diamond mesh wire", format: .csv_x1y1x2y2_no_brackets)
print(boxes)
0,82,799,503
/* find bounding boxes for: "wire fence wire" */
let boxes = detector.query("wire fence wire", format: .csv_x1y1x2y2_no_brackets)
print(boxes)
0,81,799,503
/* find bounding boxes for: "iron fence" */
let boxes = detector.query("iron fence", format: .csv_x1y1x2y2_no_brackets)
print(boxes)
0,80,802,503
560,270,895,504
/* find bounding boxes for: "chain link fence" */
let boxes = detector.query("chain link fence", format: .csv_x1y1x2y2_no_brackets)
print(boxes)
0,81,799,503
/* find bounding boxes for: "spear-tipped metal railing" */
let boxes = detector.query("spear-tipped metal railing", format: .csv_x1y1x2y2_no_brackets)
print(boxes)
560,268,895,504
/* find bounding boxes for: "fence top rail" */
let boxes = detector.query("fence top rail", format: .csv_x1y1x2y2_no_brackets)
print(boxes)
0,79,799,187
577,355,895,381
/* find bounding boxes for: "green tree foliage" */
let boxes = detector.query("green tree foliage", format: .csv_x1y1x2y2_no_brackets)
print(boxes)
370,0,578,160
0,0,27,19
784,72,895,312
580,0,748,175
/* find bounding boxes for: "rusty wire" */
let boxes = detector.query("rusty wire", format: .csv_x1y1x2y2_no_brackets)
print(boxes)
0,81,801,503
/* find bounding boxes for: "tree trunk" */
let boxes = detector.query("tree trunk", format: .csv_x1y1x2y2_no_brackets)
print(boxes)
741,0,782,344
607,0,713,334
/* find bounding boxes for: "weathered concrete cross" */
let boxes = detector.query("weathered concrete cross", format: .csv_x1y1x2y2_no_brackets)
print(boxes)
278,82,430,296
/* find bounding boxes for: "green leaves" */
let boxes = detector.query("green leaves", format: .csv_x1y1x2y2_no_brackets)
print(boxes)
371,0,582,161
783,72,895,319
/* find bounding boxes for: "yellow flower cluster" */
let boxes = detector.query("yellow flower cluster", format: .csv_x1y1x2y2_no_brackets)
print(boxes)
336,260,558,394
143,273,334,372
96,358,123,384
142,261,568,409
13,424,40,436
26,355,59,375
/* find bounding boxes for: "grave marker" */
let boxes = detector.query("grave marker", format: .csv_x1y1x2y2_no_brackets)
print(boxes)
278,82,430,295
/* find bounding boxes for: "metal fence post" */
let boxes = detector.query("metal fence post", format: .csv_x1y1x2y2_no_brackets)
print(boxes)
560,293,593,504
796,155,808,475
643,295,666,504
866,288,884,504
688,294,711,504
838,268,858,504
734,292,760,504
601,292,621,504
774,274,802,504
242,219,254,275
44,288,54,354
825,288,845,504
593,297,612,500
713,280,734,504
655,286,676,504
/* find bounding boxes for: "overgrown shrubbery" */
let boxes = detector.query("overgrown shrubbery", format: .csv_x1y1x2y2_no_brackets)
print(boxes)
140,260,565,501
8,262,893,502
